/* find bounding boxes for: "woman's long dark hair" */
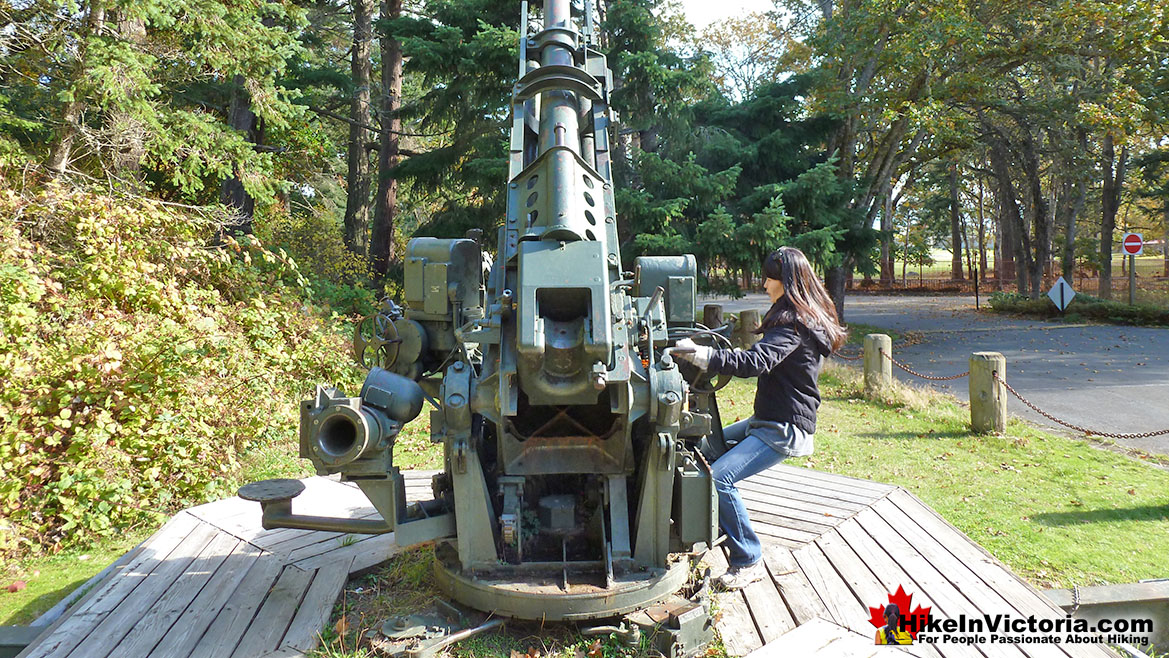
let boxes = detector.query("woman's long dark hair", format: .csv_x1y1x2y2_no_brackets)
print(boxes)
759,247,847,352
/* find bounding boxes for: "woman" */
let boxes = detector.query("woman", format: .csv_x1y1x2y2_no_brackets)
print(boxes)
674,246,847,590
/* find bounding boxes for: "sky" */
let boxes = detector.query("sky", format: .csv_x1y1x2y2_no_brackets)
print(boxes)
678,0,776,30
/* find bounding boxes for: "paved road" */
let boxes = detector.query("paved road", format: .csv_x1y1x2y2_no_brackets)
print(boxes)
700,293,1169,457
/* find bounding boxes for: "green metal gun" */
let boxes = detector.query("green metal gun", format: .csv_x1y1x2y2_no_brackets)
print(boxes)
242,1,724,647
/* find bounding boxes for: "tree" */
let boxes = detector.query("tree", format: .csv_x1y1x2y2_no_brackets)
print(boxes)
345,0,375,256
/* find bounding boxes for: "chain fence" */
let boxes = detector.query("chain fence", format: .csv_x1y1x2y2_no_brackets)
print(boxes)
832,349,863,361
836,344,1169,439
992,371,1169,440
879,349,970,381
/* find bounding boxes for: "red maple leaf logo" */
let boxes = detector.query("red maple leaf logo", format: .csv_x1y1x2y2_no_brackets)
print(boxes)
867,585,932,640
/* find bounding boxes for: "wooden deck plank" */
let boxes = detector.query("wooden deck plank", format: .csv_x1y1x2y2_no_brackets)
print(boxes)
791,543,870,633
761,464,897,495
743,505,837,536
107,532,242,658
745,472,891,506
186,553,285,658
871,496,1080,658
148,543,265,658
885,493,1116,658
737,481,871,513
746,617,930,658
20,512,202,658
814,529,947,658
290,532,399,573
737,491,852,528
846,509,1028,658
706,548,763,656
761,545,831,625
66,519,221,658
739,566,796,643
281,557,356,652
229,565,316,658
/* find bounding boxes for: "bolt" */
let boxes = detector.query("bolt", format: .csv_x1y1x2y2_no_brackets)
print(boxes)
453,361,465,372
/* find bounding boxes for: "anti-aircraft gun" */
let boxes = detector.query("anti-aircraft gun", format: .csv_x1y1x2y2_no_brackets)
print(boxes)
240,1,728,654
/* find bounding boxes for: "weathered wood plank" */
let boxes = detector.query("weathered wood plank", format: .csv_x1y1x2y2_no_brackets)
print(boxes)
745,472,891,506
21,512,202,658
791,543,870,632
814,529,946,658
67,520,221,658
148,543,265,658
290,532,399,573
280,557,356,652
743,507,846,537
186,553,285,658
871,496,1077,658
108,531,241,658
706,548,763,657
761,545,831,625
846,509,1028,658
736,490,853,528
761,464,896,495
737,481,870,513
836,514,1000,658
739,565,795,643
229,565,315,658
746,617,930,658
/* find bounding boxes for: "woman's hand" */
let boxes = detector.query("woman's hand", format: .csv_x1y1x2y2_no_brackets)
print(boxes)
671,337,713,370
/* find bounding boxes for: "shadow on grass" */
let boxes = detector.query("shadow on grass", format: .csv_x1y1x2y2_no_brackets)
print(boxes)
1,576,88,626
853,431,970,441
1032,505,1169,527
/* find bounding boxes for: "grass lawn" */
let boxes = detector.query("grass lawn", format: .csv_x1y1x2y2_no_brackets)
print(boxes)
6,360,1168,651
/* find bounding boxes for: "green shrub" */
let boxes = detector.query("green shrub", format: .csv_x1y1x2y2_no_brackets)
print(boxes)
0,184,363,558
988,291,1169,326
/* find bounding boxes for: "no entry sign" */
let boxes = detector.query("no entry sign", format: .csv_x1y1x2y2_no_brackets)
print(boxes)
1122,232,1144,256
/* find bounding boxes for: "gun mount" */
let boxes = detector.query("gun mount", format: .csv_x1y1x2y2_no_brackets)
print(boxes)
242,1,726,653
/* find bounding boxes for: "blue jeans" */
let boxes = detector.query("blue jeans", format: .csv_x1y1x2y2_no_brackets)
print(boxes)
712,420,806,568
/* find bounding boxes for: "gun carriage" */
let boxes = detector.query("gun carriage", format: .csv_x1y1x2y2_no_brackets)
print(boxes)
241,1,730,654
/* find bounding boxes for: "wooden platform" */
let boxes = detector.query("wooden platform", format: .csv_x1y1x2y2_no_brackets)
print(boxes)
17,465,1118,658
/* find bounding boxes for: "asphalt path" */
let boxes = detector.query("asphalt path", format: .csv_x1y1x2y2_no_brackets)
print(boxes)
699,292,1169,457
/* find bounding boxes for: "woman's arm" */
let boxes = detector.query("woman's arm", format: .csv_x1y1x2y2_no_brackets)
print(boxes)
708,326,801,377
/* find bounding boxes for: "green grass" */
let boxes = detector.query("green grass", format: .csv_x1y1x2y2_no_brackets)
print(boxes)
0,527,151,625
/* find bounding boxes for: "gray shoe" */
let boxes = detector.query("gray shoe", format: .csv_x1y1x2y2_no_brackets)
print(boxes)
716,560,766,590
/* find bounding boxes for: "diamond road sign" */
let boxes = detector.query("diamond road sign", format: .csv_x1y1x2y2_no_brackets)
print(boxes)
1047,276,1076,312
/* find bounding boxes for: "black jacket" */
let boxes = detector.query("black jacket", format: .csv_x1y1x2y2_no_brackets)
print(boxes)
707,321,832,435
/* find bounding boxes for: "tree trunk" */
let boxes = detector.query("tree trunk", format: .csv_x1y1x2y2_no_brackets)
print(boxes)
1098,133,1127,300
371,0,404,277
825,262,848,323
879,185,894,286
988,139,1027,293
977,173,987,283
106,12,147,175
220,74,261,235
1017,128,1049,299
46,0,106,174
1164,203,1169,278
344,0,375,256
950,161,963,280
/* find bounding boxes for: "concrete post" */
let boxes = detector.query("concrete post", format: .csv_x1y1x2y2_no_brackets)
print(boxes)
738,309,761,349
863,334,892,397
969,352,1006,433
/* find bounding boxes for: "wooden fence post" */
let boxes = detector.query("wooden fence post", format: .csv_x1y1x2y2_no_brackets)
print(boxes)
863,334,892,397
737,309,761,349
969,352,1006,433
703,304,723,330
